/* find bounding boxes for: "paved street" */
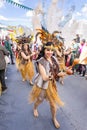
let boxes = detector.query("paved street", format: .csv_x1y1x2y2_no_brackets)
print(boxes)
0,64,87,130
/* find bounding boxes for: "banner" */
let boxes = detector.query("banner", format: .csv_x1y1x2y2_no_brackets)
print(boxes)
4,0,33,10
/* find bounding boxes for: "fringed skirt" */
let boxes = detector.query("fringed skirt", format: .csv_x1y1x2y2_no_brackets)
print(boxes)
18,60,34,81
15,58,21,71
59,61,66,72
29,80,64,107
26,61,34,81
18,63,27,80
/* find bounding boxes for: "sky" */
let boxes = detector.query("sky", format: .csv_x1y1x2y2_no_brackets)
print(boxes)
0,0,87,28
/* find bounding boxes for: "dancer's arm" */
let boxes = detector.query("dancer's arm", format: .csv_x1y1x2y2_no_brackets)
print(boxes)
21,52,30,60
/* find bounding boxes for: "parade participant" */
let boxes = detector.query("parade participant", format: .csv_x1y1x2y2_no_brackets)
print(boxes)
19,43,34,85
52,36,71,85
31,41,38,60
0,43,9,93
4,36,15,64
54,43,66,85
29,42,65,128
15,43,22,71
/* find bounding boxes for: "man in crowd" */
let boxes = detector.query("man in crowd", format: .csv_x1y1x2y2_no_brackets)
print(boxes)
0,43,9,93
4,36,15,64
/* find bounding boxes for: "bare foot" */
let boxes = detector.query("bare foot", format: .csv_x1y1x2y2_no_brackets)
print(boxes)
22,79,26,82
53,119,60,129
30,81,33,85
33,109,39,117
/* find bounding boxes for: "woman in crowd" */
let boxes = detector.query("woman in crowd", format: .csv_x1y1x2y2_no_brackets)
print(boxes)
19,43,34,85
15,43,22,71
29,42,65,128
54,44,66,85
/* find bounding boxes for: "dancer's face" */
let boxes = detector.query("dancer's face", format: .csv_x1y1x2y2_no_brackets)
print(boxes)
24,44,28,50
44,48,53,58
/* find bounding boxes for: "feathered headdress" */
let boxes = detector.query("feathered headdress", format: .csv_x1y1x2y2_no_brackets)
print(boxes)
35,27,64,51
16,35,33,44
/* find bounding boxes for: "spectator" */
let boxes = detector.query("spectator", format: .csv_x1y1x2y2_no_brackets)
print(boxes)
0,43,9,93
78,39,86,76
4,36,15,64
75,34,80,43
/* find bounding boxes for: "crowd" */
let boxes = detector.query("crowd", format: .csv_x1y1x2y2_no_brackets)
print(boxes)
65,35,87,77
0,32,87,129
0,36,15,95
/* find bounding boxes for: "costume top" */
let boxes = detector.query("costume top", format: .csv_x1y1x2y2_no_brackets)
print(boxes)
19,50,31,64
34,56,59,89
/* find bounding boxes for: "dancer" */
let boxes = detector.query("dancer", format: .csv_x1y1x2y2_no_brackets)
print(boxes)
29,42,65,128
54,44,66,85
15,43,22,71
19,43,34,85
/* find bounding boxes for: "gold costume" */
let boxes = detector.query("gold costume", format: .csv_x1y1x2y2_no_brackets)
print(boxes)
29,80,64,107
26,60,34,82
29,56,64,128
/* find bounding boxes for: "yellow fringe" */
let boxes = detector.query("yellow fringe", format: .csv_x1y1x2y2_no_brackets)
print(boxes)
19,63,27,80
29,80,64,106
59,63,65,71
29,85,42,103
26,61,34,81
15,58,21,70
46,81,64,106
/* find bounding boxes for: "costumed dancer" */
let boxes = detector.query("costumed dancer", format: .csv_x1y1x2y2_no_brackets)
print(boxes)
54,43,66,85
29,42,65,129
15,43,22,71
19,43,34,84
51,32,66,85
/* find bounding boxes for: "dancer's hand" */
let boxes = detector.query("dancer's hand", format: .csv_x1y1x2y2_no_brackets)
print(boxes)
49,74,54,80
58,72,66,77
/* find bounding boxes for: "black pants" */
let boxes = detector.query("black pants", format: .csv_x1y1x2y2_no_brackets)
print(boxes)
78,64,86,76
10,53,14,64
0,69,7,90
